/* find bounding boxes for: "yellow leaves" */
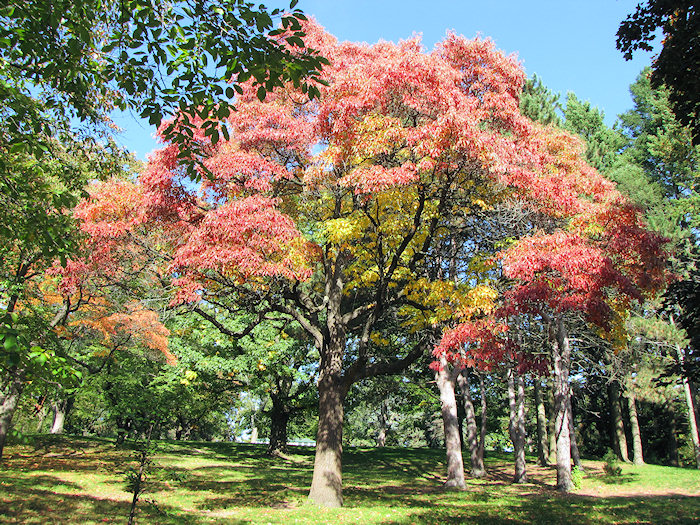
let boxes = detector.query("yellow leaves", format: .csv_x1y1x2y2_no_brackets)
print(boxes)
180,369,198,386
458,284,499,319
324,216,364,244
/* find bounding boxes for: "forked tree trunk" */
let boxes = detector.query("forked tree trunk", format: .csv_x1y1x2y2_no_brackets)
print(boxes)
567,396,582,469
457,370,485,478
609,381,630,462
626,389,644,465
0,367,25,459
50,397,73,435
534,379,549,466
507,367,527,483
551,317,573,492
435,359,466,489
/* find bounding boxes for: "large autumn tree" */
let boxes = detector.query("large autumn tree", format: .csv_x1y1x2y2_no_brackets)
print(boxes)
85,22,649,505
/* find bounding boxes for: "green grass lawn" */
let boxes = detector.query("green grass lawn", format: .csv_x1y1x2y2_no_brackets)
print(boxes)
1,435,698,524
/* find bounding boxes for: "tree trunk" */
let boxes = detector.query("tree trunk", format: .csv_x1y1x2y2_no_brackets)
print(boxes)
667,403,679,466
435,359,466,489
478,373,487,460
308,317,346,507
567,395,582,469
50,397,73,435
626,389,644,465
376,401,388,447
534,379,549,466
507,367,527,483
548,379,557,463
609,381,630,462
676,345,700,469
0,367,25,459
551,317,573,492
457,370,485,478
267,397,290,456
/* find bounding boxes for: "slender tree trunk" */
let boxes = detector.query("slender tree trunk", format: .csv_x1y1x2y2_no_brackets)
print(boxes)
478,373,487,459
507,367,527,483
0,367,25,459
609,381,630,462
551,317,573,492
435,359,466,489
376,401,388,447
626,389,644,465
675,345,700,469
547,379,557,463
534,379,549,466
267,397,290,456
668,403,679,466
567,395,582,469
457,370,485,478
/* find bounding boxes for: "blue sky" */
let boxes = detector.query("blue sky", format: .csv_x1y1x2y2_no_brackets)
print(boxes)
113,0,655,160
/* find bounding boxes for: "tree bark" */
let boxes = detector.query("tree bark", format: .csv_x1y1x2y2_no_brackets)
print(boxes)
457,370,485,478
0,367,25,459
534,379,549,466
609,381,630,462
267,396,290,456
50,397,73,435
308,304,346,508
547,379,557,463
376,401,388,447
626,389,644,465
478,373,487,460
551,316,573,492
676,345,700,469
567,395,582,469
435,359,466,489
667,403,679,466
507,367,527,483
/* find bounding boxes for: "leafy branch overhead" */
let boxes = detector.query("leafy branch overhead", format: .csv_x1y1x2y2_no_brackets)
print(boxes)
0,0,329,175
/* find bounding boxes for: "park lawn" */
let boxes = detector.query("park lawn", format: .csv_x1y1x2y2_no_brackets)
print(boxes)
0,436,698,524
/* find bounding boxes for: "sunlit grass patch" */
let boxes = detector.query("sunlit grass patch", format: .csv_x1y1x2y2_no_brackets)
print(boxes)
1,435,699,524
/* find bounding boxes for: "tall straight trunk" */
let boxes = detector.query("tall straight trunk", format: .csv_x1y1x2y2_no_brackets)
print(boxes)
435,359,466,489
626,389,644,465
609,381,630,462
507,367,527,483
676,344,700,469
567,396,582,469
668,403,679,466
551,316,573,492
0,367,25,459
457,370,485,478
534,379,549,466
308,330,346,507
548,379,557,463
478,373,487,459
376,401,388,447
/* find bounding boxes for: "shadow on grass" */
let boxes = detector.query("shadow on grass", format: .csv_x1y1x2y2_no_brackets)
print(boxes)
0,485,216,525
380,494,700,525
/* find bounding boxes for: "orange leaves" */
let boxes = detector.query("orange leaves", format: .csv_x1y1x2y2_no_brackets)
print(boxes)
73,301,174,365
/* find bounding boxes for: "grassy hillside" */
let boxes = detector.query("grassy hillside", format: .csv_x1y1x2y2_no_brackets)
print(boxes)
1,436,698,524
